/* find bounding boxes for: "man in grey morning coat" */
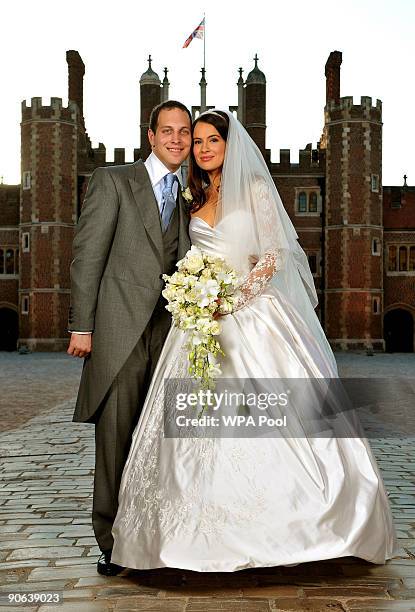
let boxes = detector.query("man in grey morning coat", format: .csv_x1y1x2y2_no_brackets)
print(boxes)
67,100,192,575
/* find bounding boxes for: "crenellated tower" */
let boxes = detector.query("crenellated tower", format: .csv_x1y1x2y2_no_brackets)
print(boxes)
324,94,384,350
20,97,78,350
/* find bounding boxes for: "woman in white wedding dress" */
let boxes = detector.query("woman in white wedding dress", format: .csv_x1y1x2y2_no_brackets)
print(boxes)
111,110,398,571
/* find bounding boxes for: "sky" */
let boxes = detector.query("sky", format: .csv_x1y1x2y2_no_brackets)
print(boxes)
1,0,414,185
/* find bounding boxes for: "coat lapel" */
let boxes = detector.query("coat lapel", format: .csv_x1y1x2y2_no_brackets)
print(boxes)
128,161,164,258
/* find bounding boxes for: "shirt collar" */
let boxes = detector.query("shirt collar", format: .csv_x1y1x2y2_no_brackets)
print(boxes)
145,152,183,189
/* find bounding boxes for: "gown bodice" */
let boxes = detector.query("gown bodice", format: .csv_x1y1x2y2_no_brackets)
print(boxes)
189,216,226,257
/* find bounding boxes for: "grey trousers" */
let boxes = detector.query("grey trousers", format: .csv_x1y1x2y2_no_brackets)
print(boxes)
92,297,171,552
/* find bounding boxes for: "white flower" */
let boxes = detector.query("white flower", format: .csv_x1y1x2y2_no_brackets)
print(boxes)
185,246,205,274
182,186,193,203
191,331,204,346
216,270,236,285
195,278,220,308
209,320,221,335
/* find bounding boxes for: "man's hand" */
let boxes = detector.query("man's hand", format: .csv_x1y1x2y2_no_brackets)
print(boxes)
67,333,92,358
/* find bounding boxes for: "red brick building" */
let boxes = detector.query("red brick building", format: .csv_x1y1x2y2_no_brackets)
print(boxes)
0,49,413,352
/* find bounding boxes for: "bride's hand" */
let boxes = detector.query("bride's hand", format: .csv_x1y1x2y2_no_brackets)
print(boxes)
214,298,224,319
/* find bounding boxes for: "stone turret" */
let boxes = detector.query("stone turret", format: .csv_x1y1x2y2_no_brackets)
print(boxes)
139,55,161,159
244,54,266,156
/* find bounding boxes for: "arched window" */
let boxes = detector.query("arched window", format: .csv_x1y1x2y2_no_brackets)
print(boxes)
298,192,307,213
399,246,408,271
409,246,415,272
309,192,318,212
388,246,397,271
5,249,14,274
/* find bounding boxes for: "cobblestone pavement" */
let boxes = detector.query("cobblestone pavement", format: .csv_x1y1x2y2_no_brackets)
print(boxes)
0,352,82,432
0,352,414,611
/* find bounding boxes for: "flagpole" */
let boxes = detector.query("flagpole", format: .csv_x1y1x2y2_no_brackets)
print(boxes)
203,12,206,71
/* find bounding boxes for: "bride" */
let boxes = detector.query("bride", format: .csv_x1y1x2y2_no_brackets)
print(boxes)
111,109,398,571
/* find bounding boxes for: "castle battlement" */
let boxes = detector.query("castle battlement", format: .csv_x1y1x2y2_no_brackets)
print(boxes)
21,97,78,122
270,143,323,172
326,95,382,113
88,144,140,166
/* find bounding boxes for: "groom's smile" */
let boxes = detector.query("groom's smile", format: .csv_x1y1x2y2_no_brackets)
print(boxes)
148,107,192,172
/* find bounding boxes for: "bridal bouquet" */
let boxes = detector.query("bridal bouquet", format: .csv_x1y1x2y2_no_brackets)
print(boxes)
162,245,238,390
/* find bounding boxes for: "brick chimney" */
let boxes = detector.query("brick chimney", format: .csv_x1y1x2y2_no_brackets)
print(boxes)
66,50,85,119
325,51,342,104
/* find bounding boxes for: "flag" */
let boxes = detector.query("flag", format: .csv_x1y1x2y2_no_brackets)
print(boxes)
182,18,205,48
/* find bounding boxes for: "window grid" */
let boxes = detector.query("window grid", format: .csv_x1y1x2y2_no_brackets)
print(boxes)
387,244,415,273
296,189,321,214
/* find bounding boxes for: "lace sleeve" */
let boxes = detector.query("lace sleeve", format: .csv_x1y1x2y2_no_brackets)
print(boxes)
218,177,287,314
226,248,285,312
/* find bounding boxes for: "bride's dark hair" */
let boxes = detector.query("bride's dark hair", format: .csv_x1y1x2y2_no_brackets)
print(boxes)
188,110,229,213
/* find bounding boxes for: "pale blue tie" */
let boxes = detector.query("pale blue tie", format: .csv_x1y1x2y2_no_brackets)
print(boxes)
160,173,178,232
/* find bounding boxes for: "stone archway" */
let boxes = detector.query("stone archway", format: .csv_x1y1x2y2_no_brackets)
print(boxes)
0,307,18,351
384,308,414,352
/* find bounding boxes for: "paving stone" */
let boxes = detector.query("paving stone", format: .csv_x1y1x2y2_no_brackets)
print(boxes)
74,576,137,588
28,532,68,539
24,526,63,534
0,580,68,592
54,558,96,567
96,586,161,598
74,538,97,546
303,585,388,597
271,600,346,611
8,518,72,525
28,565,98,581
61,588,98,599
159,586,242,597
1,539,75,549
347,601,415,611
0,525,23,533
0,560,49,570
185,600,271,611
241,585,299,597
8,546,84,561
57,525,92,535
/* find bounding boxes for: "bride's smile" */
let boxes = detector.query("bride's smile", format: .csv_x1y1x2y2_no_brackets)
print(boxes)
193,121,226,174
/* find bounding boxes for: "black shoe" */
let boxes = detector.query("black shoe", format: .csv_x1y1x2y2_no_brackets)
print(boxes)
97,550,124,576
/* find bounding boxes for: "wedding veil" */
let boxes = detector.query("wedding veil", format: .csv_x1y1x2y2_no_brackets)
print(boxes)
199,109,335,366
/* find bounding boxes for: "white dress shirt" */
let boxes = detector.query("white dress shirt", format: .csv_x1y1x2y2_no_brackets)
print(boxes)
144,151,183,212
70,153,183,335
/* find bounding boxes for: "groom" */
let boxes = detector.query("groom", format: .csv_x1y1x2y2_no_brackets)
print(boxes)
67,100,192,575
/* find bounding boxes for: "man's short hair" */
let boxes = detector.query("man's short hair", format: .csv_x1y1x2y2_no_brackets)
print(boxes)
149,100,192,133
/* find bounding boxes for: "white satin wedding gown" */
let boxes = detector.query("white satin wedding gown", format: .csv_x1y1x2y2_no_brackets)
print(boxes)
111,216,398,571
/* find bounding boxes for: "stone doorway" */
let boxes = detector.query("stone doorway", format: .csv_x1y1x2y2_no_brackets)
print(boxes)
384,308,414,352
